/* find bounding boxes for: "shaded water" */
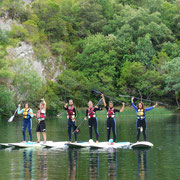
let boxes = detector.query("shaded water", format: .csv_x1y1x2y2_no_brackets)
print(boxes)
0,111,180,180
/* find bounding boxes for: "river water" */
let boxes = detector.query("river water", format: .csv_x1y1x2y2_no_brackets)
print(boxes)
0,112,179,180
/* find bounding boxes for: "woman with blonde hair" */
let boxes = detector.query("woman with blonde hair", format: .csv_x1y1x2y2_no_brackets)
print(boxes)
84,101,102,143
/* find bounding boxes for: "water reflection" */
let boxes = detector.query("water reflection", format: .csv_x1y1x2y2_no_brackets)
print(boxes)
68,149,79,180
107,149,117,180
23,149,33,180
135,150,148,180
89,150,99,180
36,149,47,180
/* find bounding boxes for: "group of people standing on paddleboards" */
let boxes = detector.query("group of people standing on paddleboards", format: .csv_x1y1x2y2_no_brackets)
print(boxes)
16,93,158,144
63,94,158,144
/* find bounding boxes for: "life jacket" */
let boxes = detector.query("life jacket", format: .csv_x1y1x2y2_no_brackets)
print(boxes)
37,110,46,121
23,108,31,119
88,108,96,119
107,108,115,118
137,109,145,120
67,106,75,119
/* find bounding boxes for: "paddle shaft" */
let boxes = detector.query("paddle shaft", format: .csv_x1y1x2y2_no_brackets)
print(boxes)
119,94,169,106
92,89,131,107
72,98,103,134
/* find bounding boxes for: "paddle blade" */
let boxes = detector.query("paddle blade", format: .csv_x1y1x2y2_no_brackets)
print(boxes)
8,115,14,122
92,89,102,95
97,98,103,106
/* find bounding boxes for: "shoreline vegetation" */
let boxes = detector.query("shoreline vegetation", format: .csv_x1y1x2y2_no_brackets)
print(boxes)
0,0,180,118
75,107,174,115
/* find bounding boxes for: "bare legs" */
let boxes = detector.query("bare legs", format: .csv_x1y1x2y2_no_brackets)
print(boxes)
36,132,46,143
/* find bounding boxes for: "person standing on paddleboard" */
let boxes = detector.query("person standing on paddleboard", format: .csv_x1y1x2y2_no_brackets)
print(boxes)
131,97,158,142
18,103,34,143
101,94,125,144
64,100,77,143
84,101,102,144
34,98,47,143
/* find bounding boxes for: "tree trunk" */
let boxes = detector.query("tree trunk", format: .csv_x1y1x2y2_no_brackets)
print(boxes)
175,95,180,108
138,90,142,102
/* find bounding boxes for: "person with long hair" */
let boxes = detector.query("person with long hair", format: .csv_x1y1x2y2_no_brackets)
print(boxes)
84,101,102,143
35,98,47,143
18,103,34,143
131,97,158,142
101,94,125,143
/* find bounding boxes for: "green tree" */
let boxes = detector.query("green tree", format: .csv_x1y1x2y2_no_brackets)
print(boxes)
75,0,107,37
103,6,173,49
57,69,91,106
32,0,67,41
118,60,163,99
160,1,177,29
0,86,15,118
117,60,144,96
13,59,43,103
162,57,180,107
135,34,156,66
2,0,29,22
72,34,119,97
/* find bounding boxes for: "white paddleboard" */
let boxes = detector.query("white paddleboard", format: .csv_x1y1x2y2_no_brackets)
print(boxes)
66,141,131,149
43,141,68,148
0,143,13,148
90,142,131,149
66,142,90,148
130,141,153,149
9,141,53,148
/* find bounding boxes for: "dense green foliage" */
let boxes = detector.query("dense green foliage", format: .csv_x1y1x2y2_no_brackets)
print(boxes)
0,0,180,116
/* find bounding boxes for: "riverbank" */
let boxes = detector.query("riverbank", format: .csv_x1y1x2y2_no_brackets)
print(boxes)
73,106,174,116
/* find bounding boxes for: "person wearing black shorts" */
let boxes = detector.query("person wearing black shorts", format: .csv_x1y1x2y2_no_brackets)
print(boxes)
35,98,47,143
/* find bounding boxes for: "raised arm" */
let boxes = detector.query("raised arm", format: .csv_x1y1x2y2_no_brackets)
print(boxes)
101,94,107,107
42,98,46,112
94,106,102,111
17,104,24,114
120,102,125,112
145,102,158,112
131,97,138,111
64,103,68,110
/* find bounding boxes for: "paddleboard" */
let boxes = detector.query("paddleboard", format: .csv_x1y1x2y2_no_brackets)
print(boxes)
66,142,90,148
43,141,68,148
9,141,53,148
130,141,153,149
90,142,131,149
0,143,13,148
66,141,131,149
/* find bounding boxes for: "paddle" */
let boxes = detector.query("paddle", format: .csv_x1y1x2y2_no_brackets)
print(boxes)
31,89,48,109
92,89,131,107
72,98,103,135
119,94,170,106
8,108,18,122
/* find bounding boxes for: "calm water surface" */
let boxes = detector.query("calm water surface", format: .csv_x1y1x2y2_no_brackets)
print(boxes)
0,111,180,180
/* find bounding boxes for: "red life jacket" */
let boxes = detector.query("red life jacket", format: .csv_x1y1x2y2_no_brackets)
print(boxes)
88,108,96,118
67,106,75,119
107,108,115,118
37,110,46,121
